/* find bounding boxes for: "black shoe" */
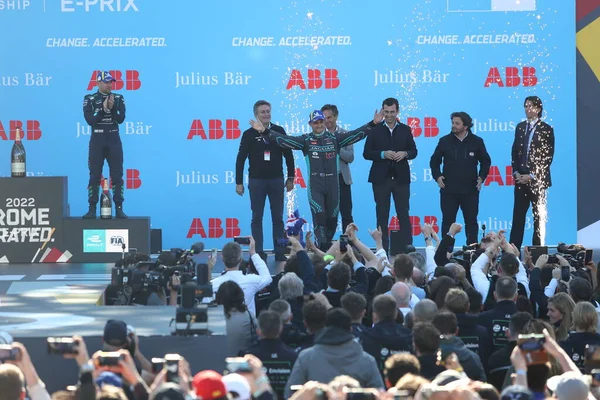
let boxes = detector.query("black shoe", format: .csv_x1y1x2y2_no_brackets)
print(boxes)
115,206,128,219
82,205,96,219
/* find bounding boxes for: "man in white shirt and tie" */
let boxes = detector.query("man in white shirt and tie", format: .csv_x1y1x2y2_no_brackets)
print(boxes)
509,96,555,250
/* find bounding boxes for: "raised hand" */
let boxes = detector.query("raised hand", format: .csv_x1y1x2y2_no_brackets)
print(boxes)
373,108,384,124
249,119,265,132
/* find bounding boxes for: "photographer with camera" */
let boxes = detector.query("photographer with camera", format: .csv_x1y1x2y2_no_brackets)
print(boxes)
210,236,272,316
110,251,182,306
470,231,529,312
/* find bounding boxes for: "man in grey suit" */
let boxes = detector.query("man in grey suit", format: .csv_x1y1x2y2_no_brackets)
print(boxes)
322,104,354,232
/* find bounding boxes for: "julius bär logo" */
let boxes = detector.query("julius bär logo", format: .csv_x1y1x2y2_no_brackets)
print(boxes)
286,69,340,89
187,218,241,239
484,67,538,87
0,120,42,140
87,70,141,91
187,120,241,140
406,117,439,138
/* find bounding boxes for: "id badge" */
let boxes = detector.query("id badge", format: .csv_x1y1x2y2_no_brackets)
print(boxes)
264,151,271,161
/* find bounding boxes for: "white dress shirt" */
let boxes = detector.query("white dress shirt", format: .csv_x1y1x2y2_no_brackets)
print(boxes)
210,253,272,315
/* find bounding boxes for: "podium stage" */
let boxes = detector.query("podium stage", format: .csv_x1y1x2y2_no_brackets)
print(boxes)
0,176,151,263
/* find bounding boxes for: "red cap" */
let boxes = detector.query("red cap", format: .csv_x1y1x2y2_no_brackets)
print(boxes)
192,370,227,400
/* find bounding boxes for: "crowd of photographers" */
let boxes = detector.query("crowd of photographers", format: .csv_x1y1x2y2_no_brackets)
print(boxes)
3,222,600,400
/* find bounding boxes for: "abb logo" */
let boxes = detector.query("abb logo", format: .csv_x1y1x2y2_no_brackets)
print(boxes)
407,117,439,138
286,69,340,90
484,67,538,87
87,70,142,91
484,166,514,186
293,168,307,189
187,218,241,239
187,120,241,140
0,120,42,140
389,216,440,236
100,169,142,189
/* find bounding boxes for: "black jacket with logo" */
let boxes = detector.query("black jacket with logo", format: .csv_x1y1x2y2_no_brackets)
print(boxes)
243,338,298,400
561,332,600,373
478,300,518,354
430,132,491,194
360,320,413,374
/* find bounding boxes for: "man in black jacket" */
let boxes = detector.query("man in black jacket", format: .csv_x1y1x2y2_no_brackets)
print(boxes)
509,96,555,250
235,100,295,260
363,97,417,254
432,310,486,381
360,295,412,375
487,312,532,391
412,323,445,380
430,112,491,246
83,71,127,219
478,276,519,355
242,311,297,399
445,288,490,366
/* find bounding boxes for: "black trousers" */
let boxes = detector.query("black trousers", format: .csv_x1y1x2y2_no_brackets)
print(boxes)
440,192,480,246
248,177,285,255
339,173,354,232
88,132,124,206
509,183,544,250
372,177,412,253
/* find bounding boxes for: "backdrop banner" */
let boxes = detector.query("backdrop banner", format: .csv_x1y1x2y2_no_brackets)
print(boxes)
0,0,576,250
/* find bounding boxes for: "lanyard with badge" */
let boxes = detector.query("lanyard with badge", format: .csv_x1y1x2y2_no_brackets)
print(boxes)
262,133,270,162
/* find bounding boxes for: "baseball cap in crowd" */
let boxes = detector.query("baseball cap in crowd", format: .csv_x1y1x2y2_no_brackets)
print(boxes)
309,110,325,123
152,383,187,400
547,371,589,400
222,373,251,400
97,71,116,83
193,370,227,400
95,371,123,388
103,319,128,347
500,385,534,400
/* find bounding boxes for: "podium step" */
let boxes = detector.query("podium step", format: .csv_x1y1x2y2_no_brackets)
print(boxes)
63,217,151,262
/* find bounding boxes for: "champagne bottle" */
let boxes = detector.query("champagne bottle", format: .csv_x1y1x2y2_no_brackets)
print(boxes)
100,179,113,219
11,128,26,178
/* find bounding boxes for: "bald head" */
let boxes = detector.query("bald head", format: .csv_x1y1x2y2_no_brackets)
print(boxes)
413,299,438,323
412,268,425,287
391,282,411,308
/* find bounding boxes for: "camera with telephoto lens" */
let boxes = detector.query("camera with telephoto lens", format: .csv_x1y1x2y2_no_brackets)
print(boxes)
449,243,480,267
47,337,78,355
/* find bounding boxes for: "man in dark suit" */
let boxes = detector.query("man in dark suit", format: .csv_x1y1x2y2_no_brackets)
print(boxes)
363,98,417,254
509,96,555,250
430,112,491,246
